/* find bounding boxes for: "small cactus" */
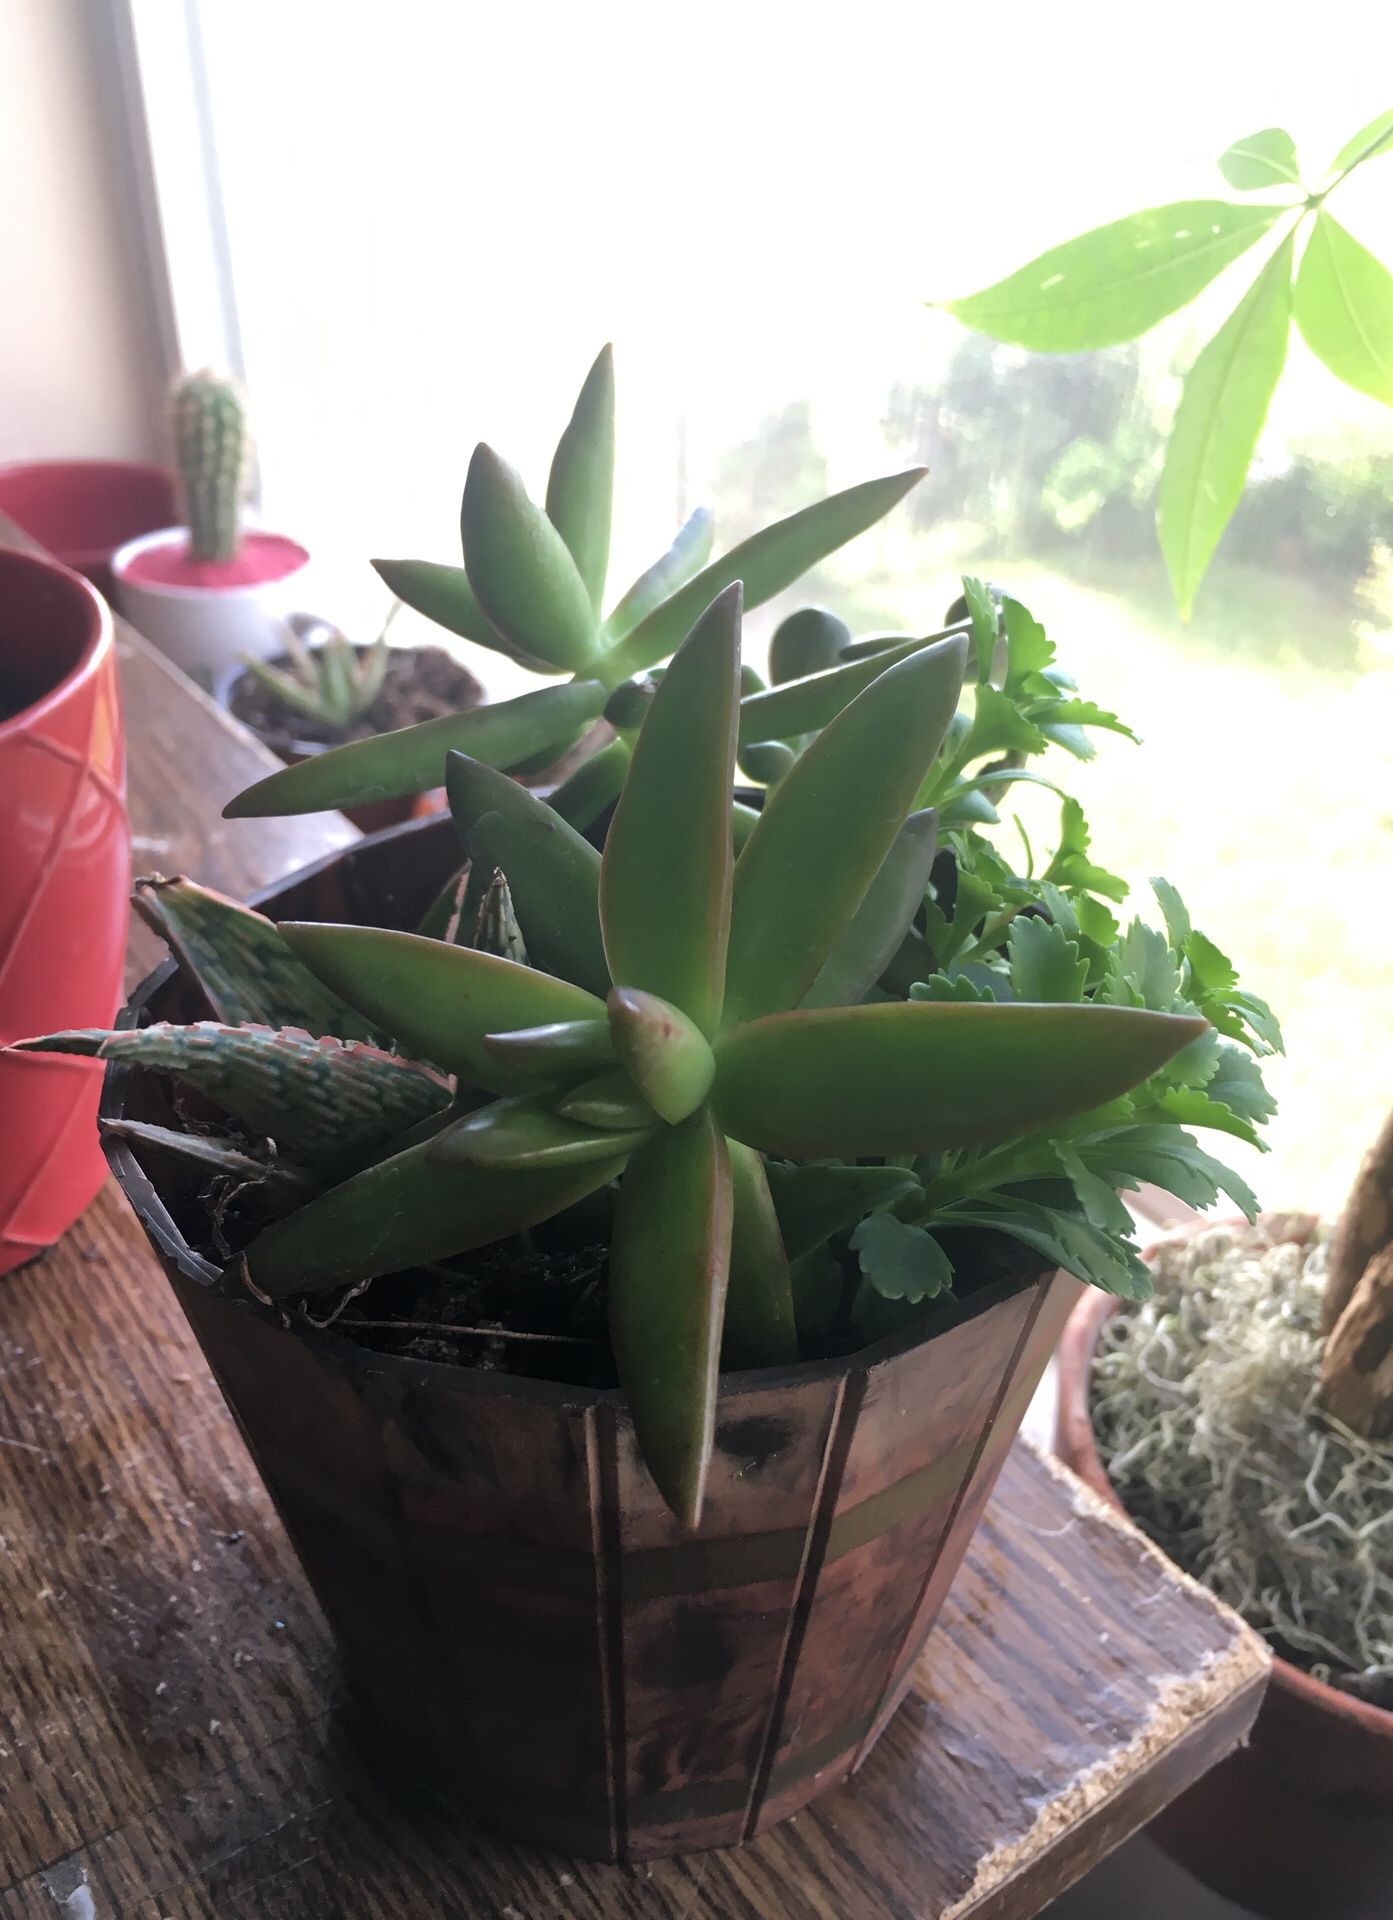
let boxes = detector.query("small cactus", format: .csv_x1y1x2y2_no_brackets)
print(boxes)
172,369,250,563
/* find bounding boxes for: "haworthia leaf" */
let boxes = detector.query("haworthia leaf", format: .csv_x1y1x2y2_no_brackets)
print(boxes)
1293,212,1393,406
605,469,927,678
1158,232,1294,617
461,444,599,671
736,627,965,746
603,508,715,643
800,810,939,1009
713,1001,1207,1157
223,680,605,817
600,585,740,1036
945,201,1284,352
445,754,609,995
16,1024,449,1174
426,1091,648,1169
546,344,615,610
763,1161,921,1262
608,1113,733,1526
724,637,966,1025
131,876,382,1041
370,559,545,665
724,1141,798,1367
1332,108,1393,177
280,924,605,1093
1218,128,1302,191
246,1137,625,1297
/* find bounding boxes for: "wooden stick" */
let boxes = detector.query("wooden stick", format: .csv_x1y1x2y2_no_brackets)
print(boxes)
1319,1242,1393,1438
1324,1105,1393,1333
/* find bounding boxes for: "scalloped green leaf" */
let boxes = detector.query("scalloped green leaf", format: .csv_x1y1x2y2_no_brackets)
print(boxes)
461,443,599,671
546,344,614,610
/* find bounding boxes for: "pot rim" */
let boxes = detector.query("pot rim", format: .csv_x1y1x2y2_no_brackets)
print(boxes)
102,815,1055,1410
111,526,310,603
1055,1239,1393,1738
0,459,176,572
0,546,114,745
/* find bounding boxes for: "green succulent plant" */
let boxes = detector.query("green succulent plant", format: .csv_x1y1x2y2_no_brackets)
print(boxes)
222,345,953,829
241,613,394,734
172,369,250,565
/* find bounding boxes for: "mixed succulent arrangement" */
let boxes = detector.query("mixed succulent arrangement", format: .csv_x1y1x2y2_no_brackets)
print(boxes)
239,611,395,734
17,349,1281,1523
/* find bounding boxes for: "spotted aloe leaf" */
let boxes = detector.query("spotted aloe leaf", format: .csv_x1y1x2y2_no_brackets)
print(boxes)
545,343,615,611
723,636,967,1025
131,875,383,1041
14,1024,450,1175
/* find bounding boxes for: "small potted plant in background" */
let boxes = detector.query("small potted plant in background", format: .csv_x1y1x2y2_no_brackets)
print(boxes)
0,458,178,599
216,607,484,834
111,370,311,683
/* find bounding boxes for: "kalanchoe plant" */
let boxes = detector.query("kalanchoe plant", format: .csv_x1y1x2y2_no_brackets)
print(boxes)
240,612,395,734
18,584,1226,1525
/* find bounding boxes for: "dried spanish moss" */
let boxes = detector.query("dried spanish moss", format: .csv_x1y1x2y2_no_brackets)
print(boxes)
1092,1220,1393,1705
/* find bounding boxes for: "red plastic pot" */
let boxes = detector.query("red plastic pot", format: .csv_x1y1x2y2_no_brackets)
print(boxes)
0,461,177,598
0,549,130,1274
1057,1274,1393,1920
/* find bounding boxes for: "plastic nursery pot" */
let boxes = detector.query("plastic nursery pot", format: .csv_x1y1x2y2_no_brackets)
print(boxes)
0,548,129,1274
102,812,1079,1863
1056,1262,1393,1920
111,526,311,685
0,460,178,598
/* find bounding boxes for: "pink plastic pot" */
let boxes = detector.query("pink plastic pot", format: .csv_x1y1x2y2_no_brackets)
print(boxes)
0,461,178,598
0,548,130,1274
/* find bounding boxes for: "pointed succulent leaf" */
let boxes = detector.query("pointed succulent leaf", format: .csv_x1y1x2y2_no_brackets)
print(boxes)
415,859,487,945
461,444,599,671
737,629,966,746
481,1018,615,1077
737,739,797,787
599,585,740,1035
546,738,632,833
246,1136,626,1297
723,1141,798,1367
426,1091,649,1170
446,754,608,994
801,810,938,1009
724,637,967,1025
131,875,383,1041
369,558,538,660
609,1113,733,1526
606,469,927,678
768,607,850,685
713,1001,1209,1157
603,507,714,642
763,1161,921,1262
224,680,605,817
16,1023,449,1174
607,988,716,1125
555,1067,656,1131
545,343,614,610
279,924,605,1093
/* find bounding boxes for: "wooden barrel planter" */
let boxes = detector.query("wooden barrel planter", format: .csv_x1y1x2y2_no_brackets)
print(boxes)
1057,1281,1393,1920
104,814,1078,1861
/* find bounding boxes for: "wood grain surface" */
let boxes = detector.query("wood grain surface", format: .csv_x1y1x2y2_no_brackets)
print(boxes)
0,515,1270,1917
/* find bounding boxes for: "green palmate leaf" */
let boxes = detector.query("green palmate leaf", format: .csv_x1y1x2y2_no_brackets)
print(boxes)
131,876,382,1041
445,754,609,995
801,810,939,1009
246,1137,625,1297
369,559,540,664
605,468,927,678
725,637,967,1025
724,1141,798,1366
1219,128,1302,191
600,585,740,1035
17,1023,448,1175
426,1091,649,1170
945,201,1283,351
607,988,715,1125
737,627,963,746
851,1210,954,1304
1159,233,1295,616
1007,916,1088,1002
603,508,714,642
608,1113,733,1527
546,344,615,611
713,1001,1207,1157
1294,212,1393,406
763,1161,921,1262
768,608,850,686
461,444,599,671
1332,109,1393,176
280,924,605,1093
223,679,605,817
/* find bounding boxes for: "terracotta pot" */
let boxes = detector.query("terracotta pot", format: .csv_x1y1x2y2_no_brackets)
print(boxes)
0,459,178,598
102,813,1078,1861
0,548,129,1274
1057,1275,1393,1920
111,527,311,684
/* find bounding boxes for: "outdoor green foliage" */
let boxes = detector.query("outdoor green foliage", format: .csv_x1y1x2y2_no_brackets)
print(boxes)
224,345,928,825
171,369,250,564
944,111,1393,615
240,613,395,732
13,571,1275,1526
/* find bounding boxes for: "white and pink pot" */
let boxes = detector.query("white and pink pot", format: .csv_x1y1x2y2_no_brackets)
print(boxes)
111,526,311,683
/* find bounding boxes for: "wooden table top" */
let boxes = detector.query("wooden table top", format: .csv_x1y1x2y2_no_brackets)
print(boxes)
0,520,1269,1918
